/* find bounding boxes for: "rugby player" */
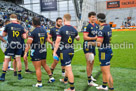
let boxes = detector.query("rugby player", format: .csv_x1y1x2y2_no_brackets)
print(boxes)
83,12,99,86
0,14,27,81
53,14,80,91
0,20,14,71
24,17,55,87
48,17,66,76
13,20,32,76
88,13,114,91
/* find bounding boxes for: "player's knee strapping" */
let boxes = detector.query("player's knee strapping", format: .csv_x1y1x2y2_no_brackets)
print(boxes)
88,53,94,63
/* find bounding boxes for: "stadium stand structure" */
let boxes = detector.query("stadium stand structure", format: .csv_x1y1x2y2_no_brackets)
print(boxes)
0,0,54,31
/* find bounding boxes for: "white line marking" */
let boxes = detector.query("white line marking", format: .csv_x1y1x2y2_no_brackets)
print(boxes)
75,48,83,52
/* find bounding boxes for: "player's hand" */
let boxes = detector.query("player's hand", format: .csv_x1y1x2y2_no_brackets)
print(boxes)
53,52,58,57
3,40,7,43
53,52,59,61
94,36,97,40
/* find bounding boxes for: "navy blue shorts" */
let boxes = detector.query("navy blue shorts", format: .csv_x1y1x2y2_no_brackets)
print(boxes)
30,49,47,61
60,49,74,66
99,48,113,66
5,47,22,57
83,42,96,55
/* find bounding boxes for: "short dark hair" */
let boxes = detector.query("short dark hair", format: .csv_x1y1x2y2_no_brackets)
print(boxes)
56,17,62,21
88,12,96,17
97,13,106,23
32,17,41,26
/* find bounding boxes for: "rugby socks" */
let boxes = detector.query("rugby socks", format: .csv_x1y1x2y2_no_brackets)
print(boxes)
69,82,75,90
1,71,6,78
51,68,54,74
49,75,53,78
88,76,92,83
62,69,65,74
14,71,17,76
64,77,68,82
102,82,107,88
109,88,114,91
37,80,42,84
18,70,22,77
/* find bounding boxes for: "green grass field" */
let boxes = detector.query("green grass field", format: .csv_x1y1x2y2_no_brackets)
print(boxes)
0,31,136,91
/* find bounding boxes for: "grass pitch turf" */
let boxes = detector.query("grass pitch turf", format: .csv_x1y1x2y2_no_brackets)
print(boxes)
0,31,136,91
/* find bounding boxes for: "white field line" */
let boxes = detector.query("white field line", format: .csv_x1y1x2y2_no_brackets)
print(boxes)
75,48,83,53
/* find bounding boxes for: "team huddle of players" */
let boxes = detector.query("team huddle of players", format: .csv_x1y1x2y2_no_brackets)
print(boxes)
0,12,114,91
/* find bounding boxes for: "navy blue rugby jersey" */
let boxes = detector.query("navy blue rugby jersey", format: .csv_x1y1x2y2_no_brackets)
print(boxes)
4,23,25,44
57,25,78,50
28,27,48,50
97,24,112,48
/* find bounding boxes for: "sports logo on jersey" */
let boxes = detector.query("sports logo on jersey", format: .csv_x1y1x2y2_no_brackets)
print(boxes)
38,33,41,36
99,26,104,30
11,27,13,30
96,26,98,29
91,27,93,29
66,31,69,35
98,31,103,36
56,29,58,31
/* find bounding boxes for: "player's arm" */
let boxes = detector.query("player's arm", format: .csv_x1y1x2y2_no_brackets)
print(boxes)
24,38,33,53
22,33,27,39
53,36,61,56
24,29,29,38
88,38,103,47
83,26,97,40
23,37,33,60
47,34,53,45
75,35,80,41
53,29,62,56
2,31,7,37
0,36,6,43
88,30,104,47
83,33,97,41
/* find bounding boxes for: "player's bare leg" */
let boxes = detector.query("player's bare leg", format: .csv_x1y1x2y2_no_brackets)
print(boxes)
0,56,11,81
13,59,17,76
101,66,114,88
24,58,28,70
64,65,75,91
24,58,33,73
85,53,98,86
51,59,59,73
41,59,55,83
32,61,43,87
32,61,42,81
16,56,22,80
60,68,68,84
3,57,10,71
51,59,65,76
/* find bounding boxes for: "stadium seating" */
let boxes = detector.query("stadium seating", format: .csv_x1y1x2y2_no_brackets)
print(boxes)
0,0,54,30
